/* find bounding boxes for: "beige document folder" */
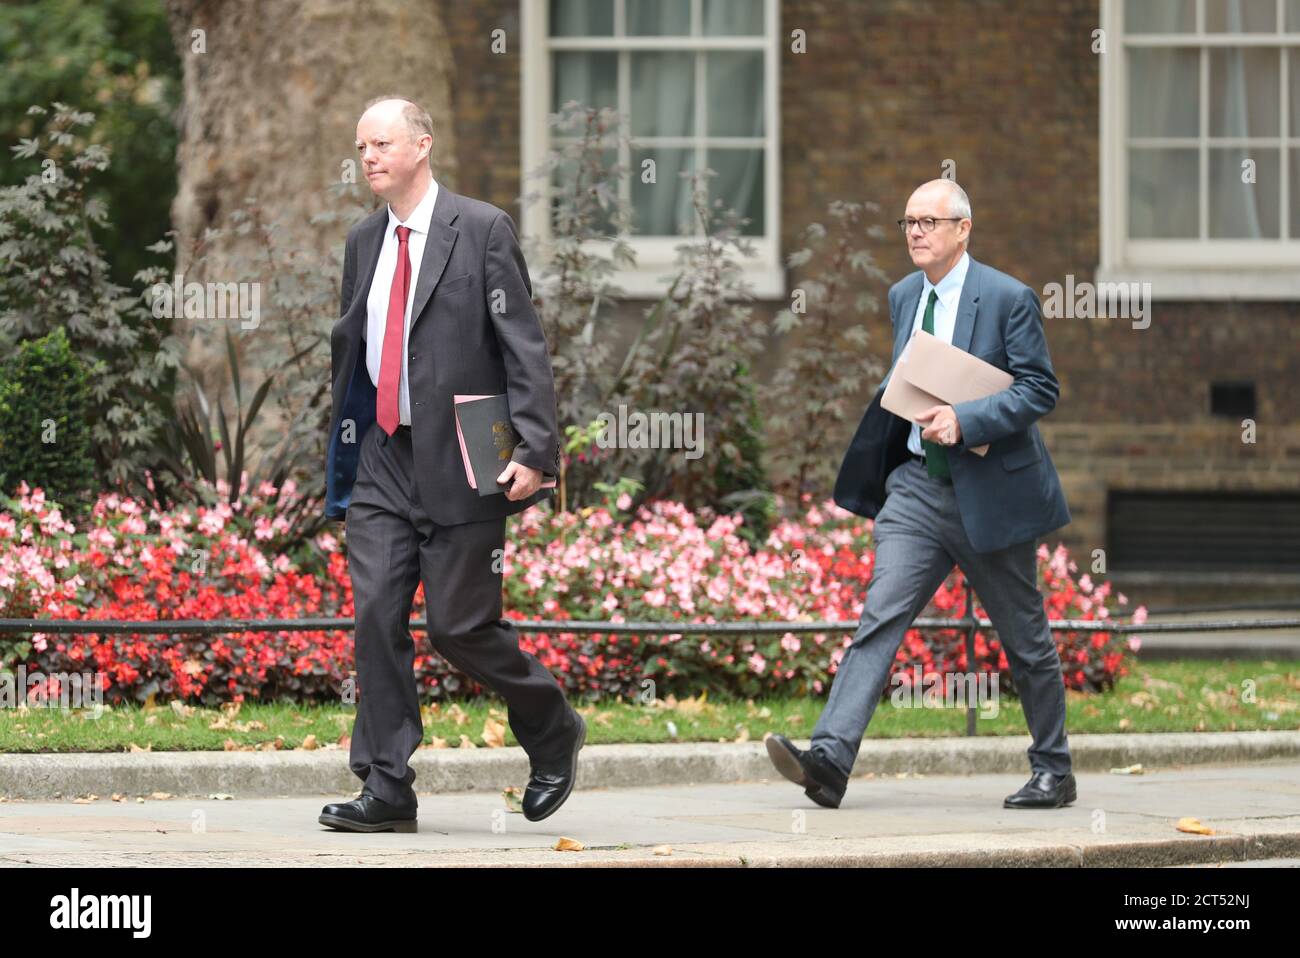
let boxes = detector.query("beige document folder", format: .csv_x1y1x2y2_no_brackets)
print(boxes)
880,330,1014,457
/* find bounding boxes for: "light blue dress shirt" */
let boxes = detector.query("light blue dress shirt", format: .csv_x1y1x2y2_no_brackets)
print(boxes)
906,250,970,456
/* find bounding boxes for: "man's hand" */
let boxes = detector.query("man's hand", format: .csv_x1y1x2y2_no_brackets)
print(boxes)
497,460,543,501
917,404,961,446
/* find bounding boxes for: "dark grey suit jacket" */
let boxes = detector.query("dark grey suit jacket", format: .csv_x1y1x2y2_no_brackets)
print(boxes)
832,255,1071,553
324,185,560,525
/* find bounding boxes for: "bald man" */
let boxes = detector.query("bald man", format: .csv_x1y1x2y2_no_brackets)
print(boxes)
319,96,583,833
766,180,1075,811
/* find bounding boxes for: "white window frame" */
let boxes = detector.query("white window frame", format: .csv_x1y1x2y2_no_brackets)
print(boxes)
1098,0,1300,299
520,0,784,299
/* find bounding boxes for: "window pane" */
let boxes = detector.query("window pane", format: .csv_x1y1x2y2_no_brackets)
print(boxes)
703,0,765,35
1205,0,1277,32
1210,48,1281,137
1291,51,1300,136
627,0,691,35
1128,49,1199,137
1209,148,1279,237
1125,0,1195,32
632,148,695,235
707,51,765,136
631,53,695,137
551,0,614,36
708,149,765,235
1129,148,1199,238
1291,150,1300,239
1288,0,1300,31
552,52,617,112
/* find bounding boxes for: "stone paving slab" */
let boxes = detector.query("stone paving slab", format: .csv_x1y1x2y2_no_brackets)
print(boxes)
1,761,1296,867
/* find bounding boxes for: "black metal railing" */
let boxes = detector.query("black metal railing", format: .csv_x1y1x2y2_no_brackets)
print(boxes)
3,584,1298,736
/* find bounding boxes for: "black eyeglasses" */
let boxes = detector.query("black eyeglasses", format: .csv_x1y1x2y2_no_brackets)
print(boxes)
897,216,964,234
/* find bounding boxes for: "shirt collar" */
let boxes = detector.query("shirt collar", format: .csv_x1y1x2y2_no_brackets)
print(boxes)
386,177,439,236
921,250,970,311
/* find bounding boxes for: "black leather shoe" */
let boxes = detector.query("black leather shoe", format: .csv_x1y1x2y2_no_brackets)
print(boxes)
765,733,849,808
1003,771,1077,809
523,712,586,822
319,790,417,833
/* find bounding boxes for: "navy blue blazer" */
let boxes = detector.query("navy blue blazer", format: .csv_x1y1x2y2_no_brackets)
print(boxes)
832,256,1071,553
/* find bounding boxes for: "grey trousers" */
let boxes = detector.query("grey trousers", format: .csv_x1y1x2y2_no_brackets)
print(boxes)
811,457,1072,779
344,421,578,808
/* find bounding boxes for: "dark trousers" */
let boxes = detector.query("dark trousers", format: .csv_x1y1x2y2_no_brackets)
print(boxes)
344,421,577,808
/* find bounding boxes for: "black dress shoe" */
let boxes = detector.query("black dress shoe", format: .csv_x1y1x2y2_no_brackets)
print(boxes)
765,733,849,808
1003,771,1077,809
523,712,586,822
319,791,418,833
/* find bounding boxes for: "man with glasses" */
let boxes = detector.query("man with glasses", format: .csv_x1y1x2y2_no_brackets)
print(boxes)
765,179,1074,811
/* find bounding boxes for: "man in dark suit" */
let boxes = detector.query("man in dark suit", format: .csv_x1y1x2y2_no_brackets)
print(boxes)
766,179,1075,811
318,96,584,833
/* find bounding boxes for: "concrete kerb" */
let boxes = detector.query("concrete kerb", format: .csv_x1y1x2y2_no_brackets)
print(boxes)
1,730,1297,802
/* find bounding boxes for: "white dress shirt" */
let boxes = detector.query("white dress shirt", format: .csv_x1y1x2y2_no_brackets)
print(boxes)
366,178,439,426
906,250,970,456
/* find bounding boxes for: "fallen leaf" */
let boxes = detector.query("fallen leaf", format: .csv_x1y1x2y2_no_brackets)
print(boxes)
653,845,673,856
447,704,470,727
1117,718,1132,730
300,734,318,750
127,742,151,752
209,793,234,801
428,736,447,749
554,837,584,852
72,796,97,804
1110,764,1144,775
482,719,506,749
457,734,476,749
1176,817,1215,836
502,786,523,813
170,700,196,717
734,726,750,743
149,792,172,800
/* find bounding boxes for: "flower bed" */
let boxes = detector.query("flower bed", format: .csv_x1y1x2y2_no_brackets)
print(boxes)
0,483,1144,705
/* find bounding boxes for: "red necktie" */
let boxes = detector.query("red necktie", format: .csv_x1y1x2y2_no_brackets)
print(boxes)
376,224,412,435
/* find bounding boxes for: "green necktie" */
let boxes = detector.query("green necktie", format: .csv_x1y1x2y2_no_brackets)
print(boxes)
920,289,951,479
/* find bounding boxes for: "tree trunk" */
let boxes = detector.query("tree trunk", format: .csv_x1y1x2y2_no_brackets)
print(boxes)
163,0,457,471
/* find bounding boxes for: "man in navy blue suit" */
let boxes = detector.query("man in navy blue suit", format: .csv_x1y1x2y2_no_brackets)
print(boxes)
766,180,1075,811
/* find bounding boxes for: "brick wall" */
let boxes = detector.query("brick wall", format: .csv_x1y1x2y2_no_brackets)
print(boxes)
437,0,1300,587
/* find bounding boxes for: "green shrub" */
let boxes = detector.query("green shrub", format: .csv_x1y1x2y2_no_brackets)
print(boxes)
0,327,96,506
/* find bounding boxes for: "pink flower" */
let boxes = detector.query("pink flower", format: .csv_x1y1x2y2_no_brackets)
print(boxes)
748,653,766,674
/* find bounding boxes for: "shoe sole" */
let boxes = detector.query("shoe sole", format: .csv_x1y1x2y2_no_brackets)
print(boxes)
524,713,586,823
765,736,843,809
318,813,418,833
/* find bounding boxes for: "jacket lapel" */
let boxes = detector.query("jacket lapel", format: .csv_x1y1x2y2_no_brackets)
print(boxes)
409,186,461,335
341,210,386,340
892,275,923,363
950,256,981,353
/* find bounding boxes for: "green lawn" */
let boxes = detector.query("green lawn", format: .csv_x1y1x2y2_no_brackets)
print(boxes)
2,660,1296,753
